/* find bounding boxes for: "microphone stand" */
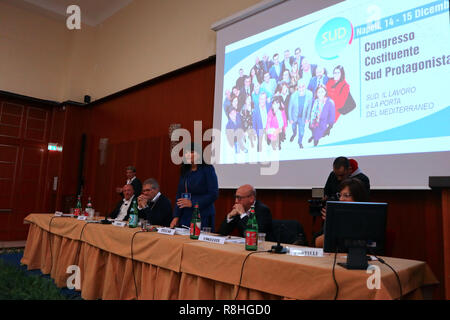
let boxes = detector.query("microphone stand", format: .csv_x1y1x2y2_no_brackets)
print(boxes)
271,224,287,254
101,213,112,224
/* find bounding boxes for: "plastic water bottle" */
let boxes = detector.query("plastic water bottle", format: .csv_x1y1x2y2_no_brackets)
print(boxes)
128,199,139,228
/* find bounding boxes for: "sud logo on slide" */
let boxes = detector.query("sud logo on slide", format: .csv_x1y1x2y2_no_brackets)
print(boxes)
315,17,353,60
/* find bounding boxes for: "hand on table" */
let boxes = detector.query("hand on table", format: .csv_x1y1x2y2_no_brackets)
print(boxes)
170,217,179,228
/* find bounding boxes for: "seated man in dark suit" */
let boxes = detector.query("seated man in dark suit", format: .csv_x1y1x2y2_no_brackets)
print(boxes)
218,184,272,237
137,178,172,227
109,184,135,221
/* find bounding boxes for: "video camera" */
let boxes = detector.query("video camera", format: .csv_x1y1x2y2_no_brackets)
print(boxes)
308,188,338,217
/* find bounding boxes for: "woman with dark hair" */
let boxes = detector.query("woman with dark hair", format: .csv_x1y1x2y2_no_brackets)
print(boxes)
170,143,219,231
279,82,291,123
226,101,246,154
240,95,256,149
326,65,350,123
336,177,369,202
308,85,335,146
266,95,287,150
315,177,369,247
250,66,261,86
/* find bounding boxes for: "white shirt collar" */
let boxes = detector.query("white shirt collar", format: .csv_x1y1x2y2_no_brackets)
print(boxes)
127,176,136,184
123,195,135,204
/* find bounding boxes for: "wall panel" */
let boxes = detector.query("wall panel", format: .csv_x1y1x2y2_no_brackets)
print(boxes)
0,94,54,241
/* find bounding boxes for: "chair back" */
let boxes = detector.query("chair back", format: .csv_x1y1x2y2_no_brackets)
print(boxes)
267,219,308,246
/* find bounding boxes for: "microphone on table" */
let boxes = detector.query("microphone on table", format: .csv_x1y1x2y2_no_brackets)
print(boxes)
101,212,112,224
271,223,287,254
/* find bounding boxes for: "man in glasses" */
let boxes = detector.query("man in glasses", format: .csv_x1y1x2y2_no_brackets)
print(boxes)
137,178,172,227
323,156,370,200
218,184,272,237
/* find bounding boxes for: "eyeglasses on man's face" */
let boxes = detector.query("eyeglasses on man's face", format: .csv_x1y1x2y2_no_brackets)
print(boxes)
235,194,252,201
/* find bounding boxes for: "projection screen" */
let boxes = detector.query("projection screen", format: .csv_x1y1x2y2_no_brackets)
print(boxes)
211,0,450,189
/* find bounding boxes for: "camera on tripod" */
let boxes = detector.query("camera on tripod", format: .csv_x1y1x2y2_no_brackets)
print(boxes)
308,188,337,217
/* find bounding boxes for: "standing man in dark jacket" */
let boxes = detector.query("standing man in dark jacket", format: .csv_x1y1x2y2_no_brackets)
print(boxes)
116,165,142,197
324,156,370,199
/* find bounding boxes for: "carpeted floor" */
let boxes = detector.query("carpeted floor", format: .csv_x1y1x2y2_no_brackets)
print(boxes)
0,251,82,300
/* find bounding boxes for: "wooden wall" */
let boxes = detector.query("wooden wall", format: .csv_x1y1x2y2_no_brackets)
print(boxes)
0,93,57,240
0,58,445,298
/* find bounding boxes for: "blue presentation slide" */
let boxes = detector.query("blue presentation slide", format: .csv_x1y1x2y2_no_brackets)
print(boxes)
219,0,450,164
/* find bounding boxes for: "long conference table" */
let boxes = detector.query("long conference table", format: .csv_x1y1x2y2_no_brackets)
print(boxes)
21,213,438,300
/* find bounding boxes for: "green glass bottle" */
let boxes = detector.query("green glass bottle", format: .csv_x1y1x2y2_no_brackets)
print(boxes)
190,203,201,239
74,195,82,217
245,205,258,251
128,199,139,228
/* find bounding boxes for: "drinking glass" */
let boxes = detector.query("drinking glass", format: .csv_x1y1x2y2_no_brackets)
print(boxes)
258,233,266,251
202,227,212,235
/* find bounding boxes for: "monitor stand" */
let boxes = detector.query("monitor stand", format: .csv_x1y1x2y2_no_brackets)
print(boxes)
338,247,369,270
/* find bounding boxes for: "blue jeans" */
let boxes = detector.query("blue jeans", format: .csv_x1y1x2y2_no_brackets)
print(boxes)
292,120,305,145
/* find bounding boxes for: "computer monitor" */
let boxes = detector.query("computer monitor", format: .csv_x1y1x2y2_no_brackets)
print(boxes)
323,201,388,270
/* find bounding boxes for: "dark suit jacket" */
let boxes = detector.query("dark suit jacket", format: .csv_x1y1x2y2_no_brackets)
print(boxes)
119,177,142,198
109,196,135,221
218,200,272,237
130,178,142,196
324,171,371,199
308,75,329,93
138,193,172,227
269,64,283,82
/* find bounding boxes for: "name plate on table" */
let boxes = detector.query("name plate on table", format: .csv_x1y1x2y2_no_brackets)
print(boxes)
174,227,190,236
198,234,226,244
112,221,127,227
54,211,63,217
224,236,246,244
77,216,87,221
288,247,324,257
158,227,176,236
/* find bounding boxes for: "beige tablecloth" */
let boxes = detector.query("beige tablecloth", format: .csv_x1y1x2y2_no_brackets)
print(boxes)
21,214,438,300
